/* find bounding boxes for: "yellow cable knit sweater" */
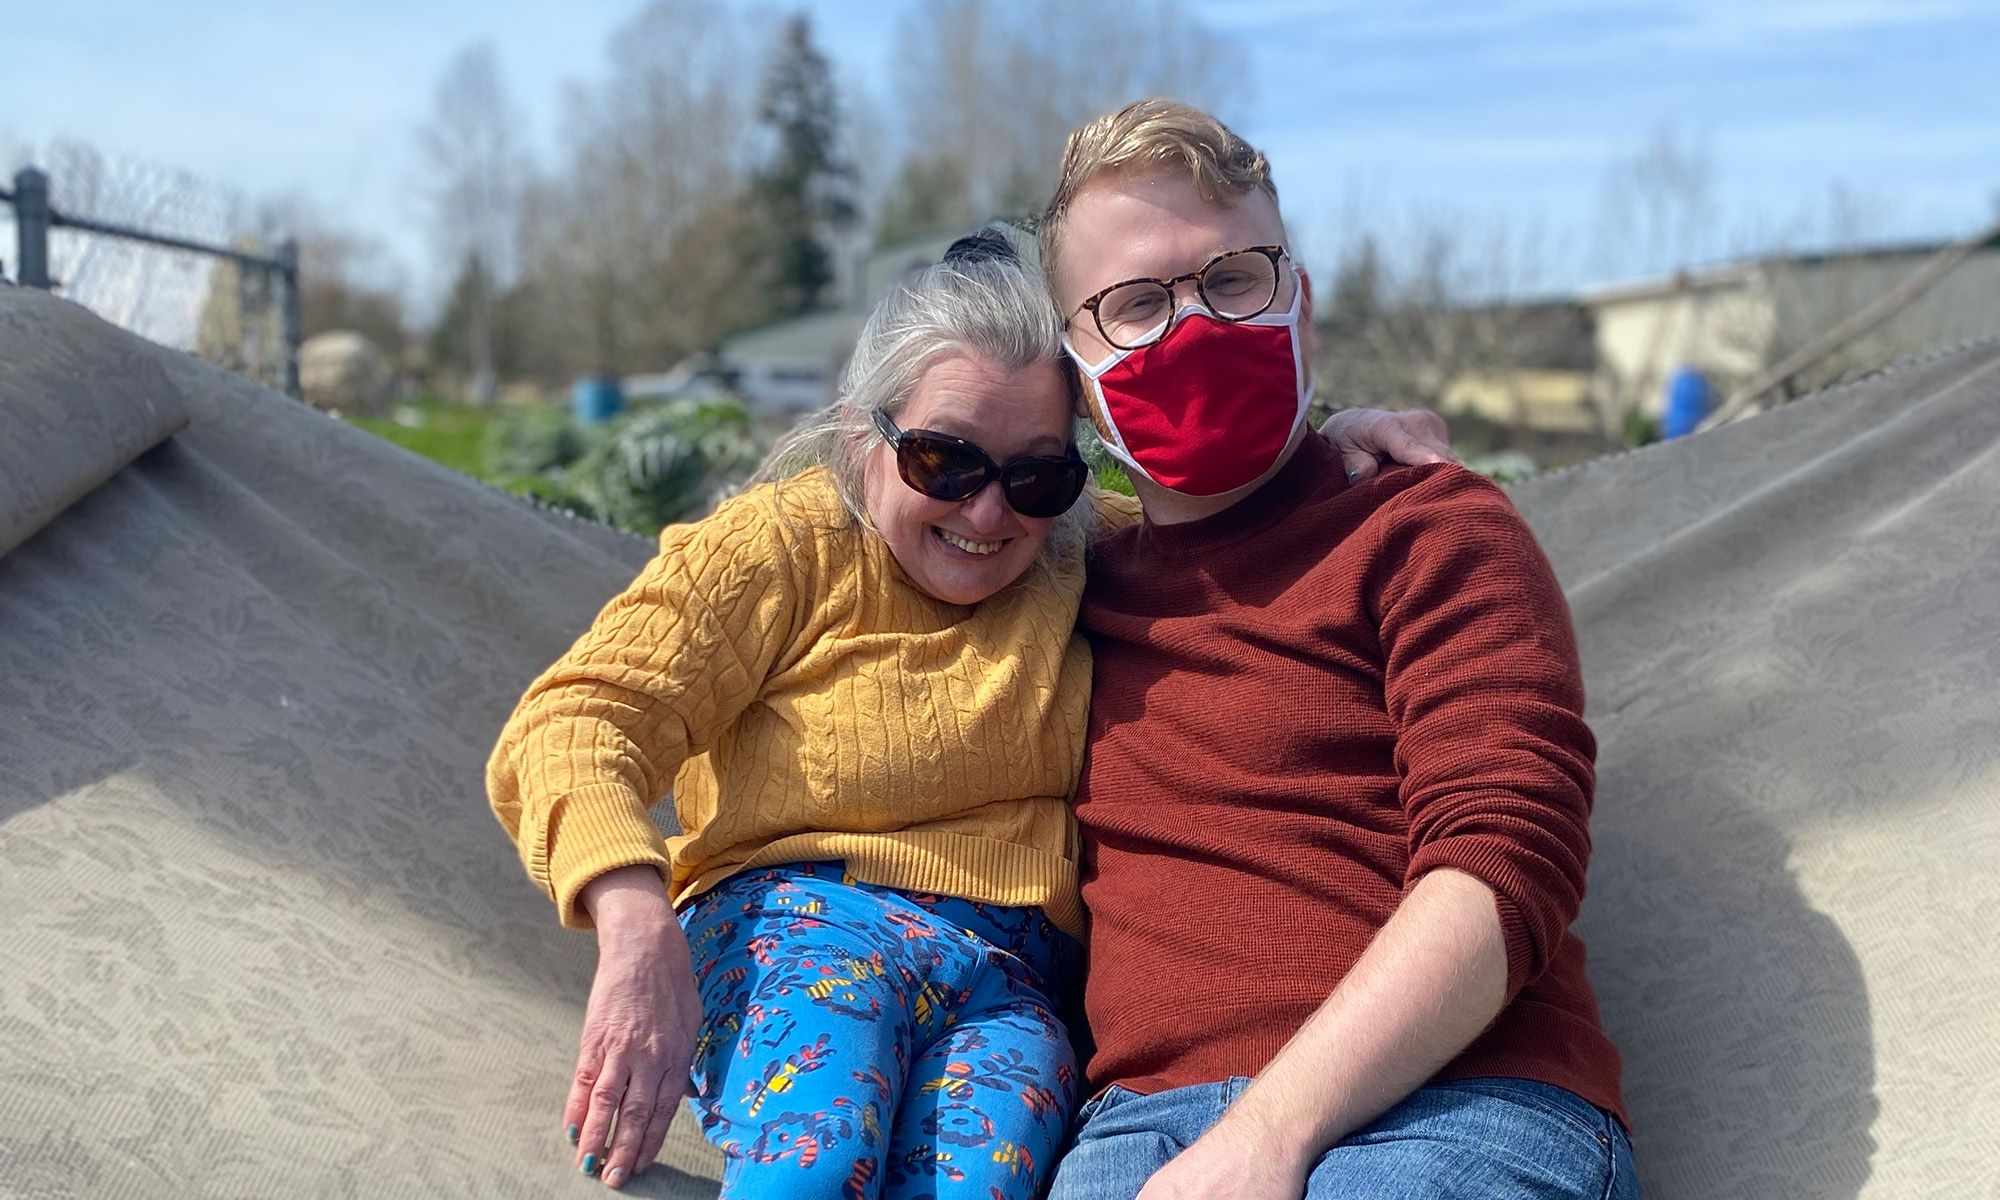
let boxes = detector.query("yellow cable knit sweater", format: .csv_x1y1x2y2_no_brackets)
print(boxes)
488,468,1135,938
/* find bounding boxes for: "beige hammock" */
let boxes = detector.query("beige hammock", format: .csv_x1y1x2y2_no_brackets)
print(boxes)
2,286,1995,1198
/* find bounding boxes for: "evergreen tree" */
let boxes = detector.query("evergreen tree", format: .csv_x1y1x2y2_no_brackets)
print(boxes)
873,156,971,248
751,13,857,315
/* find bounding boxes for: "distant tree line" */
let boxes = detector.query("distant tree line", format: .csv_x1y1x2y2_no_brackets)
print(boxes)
23,1,1928,466
402,0,1243,394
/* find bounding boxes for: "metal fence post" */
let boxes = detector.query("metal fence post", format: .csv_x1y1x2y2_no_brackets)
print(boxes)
14,167,53,289
6,164,305,395
278,238,302,399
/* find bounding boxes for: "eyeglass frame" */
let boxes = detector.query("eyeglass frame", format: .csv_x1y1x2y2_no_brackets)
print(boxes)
1065,244,1290,352
870,407,1089,518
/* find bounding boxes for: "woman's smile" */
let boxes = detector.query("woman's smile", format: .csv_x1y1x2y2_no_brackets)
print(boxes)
934,526,1009,556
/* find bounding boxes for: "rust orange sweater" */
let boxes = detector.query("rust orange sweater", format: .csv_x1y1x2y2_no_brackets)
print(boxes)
1074,436,1625,1121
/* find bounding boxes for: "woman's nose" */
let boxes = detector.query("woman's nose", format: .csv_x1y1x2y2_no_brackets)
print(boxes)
959,479,1017,532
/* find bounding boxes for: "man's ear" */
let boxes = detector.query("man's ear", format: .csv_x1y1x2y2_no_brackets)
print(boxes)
1061,356,1090,419
1063,356,1118,439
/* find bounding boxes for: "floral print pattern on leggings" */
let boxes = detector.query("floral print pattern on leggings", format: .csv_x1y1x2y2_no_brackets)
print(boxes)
680,861,1080,1199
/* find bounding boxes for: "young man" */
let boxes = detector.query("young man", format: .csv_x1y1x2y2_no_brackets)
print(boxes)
1042,100,1635,1200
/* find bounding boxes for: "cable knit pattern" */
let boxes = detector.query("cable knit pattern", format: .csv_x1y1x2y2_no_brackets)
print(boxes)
487,469,1133,938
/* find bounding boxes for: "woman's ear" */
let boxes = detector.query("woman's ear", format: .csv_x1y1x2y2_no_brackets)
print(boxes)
843,404,874,447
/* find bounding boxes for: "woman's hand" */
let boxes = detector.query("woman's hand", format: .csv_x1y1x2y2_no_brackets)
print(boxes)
567,865,704,1190
1319,407,1456,483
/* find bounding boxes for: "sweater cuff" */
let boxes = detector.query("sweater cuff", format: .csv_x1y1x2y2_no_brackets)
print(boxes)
539,783,674,930
1408,840,1540,1000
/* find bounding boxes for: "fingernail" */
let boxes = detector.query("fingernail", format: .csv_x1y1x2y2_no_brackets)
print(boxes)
1345,469,1359,483
606,1166,629,1187
566,1123,580,1144
581,1153,599,1175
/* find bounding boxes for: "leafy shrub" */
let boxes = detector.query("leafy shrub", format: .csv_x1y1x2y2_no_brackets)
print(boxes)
1622,408,1663,448
562,398,765,534
1461,450,1541,484
484,404,587,478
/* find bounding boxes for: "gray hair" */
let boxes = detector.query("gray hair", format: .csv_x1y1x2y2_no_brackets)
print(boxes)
749,234,1095,558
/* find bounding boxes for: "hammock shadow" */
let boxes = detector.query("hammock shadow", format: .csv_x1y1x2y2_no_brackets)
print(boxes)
1580,756,1875,1200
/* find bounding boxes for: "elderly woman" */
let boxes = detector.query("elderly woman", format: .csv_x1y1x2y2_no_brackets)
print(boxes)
488,232,1446,1198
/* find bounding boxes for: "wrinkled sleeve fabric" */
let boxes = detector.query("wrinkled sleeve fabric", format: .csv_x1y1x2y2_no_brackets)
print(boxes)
487,493,805,929
1089,486,1144,534
1369,467,1596,1000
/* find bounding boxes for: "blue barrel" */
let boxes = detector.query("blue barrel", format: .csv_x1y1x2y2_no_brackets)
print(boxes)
570,376,625,425
1662,366,1712,439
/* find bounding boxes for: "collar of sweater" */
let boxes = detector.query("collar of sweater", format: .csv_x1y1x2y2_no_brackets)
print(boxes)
1133,433,1350,559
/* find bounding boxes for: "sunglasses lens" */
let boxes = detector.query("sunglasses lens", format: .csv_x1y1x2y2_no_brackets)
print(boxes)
1003,458,1089,518
893,425,1086,518
899,435,991,501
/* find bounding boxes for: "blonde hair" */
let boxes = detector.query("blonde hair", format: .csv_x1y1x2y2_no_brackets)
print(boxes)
1038,98,1277,290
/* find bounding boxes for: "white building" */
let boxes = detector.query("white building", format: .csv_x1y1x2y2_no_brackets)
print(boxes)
1583,239,2000,425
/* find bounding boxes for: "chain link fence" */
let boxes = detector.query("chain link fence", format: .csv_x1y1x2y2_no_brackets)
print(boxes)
2,143,299,394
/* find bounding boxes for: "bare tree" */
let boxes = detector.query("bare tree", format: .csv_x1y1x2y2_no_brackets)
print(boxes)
1590,124,1719,282
1584,126,1728,430
1316,219,1583,430
417,43,521,402
294,222,409,358
880,0,1245,241
513,0,766,379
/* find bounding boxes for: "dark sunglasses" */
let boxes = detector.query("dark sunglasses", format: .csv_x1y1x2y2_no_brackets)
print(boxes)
872,409,1089,520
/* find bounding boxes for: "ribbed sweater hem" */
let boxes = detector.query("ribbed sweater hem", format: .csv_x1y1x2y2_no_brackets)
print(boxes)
1096,1001,1627,1129
681,831,1085,938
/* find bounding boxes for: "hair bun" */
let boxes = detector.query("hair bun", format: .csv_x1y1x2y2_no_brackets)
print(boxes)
942,229,1020,266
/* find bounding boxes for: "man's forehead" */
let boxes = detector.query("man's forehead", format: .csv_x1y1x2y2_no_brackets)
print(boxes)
1060,167,1286,288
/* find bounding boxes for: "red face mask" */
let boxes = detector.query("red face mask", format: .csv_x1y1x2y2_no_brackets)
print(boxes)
1067,271,1313,497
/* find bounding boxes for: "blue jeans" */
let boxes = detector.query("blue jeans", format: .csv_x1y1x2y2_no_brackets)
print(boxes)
1048,1076,1638,1200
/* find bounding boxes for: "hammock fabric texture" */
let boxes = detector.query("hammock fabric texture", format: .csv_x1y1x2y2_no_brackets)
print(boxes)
2,285,1995,1198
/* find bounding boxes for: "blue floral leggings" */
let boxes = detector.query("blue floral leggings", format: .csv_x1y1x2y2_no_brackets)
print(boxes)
680,862,1081,1200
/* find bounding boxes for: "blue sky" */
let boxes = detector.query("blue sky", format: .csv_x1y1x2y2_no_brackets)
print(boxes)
5,0,1996,306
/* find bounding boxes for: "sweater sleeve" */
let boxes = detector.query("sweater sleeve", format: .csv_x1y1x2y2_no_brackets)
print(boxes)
487,489,807,929
1370,466,1596,1000
1089,486,1144,533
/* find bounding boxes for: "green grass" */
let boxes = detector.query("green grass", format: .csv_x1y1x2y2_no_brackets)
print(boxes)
348,403,496,477
1092,459,1136,496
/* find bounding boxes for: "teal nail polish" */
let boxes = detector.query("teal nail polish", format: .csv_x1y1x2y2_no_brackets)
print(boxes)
606,1166,628,1187
566,1124,579,1144
581,1153,599,1175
